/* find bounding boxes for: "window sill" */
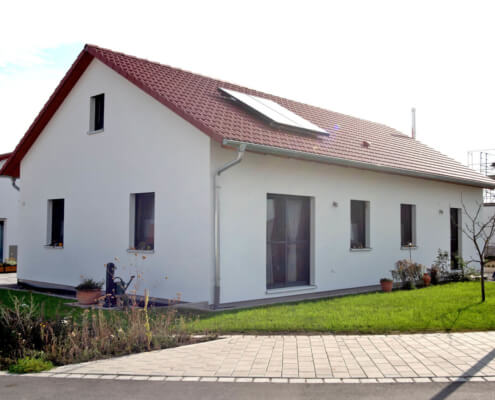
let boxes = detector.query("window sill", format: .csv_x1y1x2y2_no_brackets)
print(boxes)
87,128,104,135
266,285,317,295
44,245,64,250
401,245,418,250
126,249,154,254
350,247,372,252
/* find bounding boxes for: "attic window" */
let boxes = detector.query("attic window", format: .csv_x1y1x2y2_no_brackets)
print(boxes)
89,93,105,133
218,87,328,136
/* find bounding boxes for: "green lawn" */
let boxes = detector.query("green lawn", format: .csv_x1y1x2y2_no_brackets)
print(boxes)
2,282,495,334
0,288,77,319
189,282,495,334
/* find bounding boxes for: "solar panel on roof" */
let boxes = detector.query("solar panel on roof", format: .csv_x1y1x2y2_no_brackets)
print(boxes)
219,87,328,135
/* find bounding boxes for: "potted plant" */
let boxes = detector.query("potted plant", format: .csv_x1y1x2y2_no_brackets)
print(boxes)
75,278,103,305
423,272,431,287
4,258,17,273
380,278,393,292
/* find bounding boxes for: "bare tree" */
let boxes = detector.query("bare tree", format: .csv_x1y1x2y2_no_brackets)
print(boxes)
459,199,495,302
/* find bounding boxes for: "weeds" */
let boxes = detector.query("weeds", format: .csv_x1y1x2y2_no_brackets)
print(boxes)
0,294,197,369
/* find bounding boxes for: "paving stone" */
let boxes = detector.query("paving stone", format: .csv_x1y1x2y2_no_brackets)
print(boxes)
115,376,133,380
148,376,166,381
166,376,183,381
413,378,432,383
218,377,235,382
289,378,307,384
182,377,200,382
377,378,395,383
235,378,253,383
431,377,450,383
271,378,289,383
200,377,218,382
324,378,342,383
306,378,324,384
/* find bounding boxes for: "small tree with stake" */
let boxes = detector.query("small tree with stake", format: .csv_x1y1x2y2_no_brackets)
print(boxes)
459,199,495,302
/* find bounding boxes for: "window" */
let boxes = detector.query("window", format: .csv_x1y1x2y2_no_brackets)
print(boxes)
267,194,311,289
48,199,64,246
131,193,155,250
400,204,416,247
450,208,461,268
90,93,105,132
350,200,370,249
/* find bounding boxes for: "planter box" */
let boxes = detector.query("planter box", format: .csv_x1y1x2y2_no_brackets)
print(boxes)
4,265,17,273
0,263,17,273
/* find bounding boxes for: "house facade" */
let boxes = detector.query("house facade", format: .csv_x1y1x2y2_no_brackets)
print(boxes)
0,153,19,264
1,45,494,306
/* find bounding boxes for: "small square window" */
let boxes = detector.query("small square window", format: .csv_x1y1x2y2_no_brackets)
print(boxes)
400,204,416,247
47,199,64,247
350,200,370,249
89,93,104,132
130,193,155,250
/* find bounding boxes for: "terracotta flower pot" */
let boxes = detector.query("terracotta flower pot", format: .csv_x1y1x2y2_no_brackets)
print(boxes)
380,279,393,292
423,273,431,287
76,289,102,305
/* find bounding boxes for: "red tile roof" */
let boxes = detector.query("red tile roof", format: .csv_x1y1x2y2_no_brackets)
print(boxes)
2,44,494,189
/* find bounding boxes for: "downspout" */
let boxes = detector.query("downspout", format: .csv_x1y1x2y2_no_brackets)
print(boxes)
213,143,247,308
11,177,20,191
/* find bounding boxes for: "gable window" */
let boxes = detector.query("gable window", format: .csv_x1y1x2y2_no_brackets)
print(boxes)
350,200,370,249
89,93,105,132
47,199,64,247
131,193,155,251
400,204,416,247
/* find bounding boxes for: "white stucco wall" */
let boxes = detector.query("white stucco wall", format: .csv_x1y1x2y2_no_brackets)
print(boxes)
212,142,482,304
0,160,20,262
19,59,213,303
483,204,495,250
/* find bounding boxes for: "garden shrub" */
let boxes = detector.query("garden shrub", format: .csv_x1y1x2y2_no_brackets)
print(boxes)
8,356,53,374
391,260,424,288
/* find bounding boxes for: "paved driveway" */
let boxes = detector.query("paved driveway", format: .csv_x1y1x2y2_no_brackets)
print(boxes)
50,332,495,383
0,273,16,286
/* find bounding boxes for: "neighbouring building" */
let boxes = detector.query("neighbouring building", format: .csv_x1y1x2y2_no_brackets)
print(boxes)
1,45,494,307
0,153,19,264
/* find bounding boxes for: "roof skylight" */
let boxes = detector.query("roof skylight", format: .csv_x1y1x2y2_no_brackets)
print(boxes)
219,87,328,135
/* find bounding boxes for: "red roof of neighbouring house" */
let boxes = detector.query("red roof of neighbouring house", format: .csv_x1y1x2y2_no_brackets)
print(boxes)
0,153,12,162
2,44,494,189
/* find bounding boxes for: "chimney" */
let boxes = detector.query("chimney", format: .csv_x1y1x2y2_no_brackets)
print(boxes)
411,107,416,139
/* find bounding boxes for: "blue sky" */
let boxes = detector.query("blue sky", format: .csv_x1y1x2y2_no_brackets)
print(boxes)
1,0,494,165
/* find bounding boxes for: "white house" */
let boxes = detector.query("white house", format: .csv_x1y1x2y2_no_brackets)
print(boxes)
0,153,20,264
1,45,494,307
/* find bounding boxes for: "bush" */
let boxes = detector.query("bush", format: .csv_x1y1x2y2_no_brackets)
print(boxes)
8,356,53,374
0,296,44,360
391,260,425,287
429,249,450,284
403,280,416,290
75,278,103,291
